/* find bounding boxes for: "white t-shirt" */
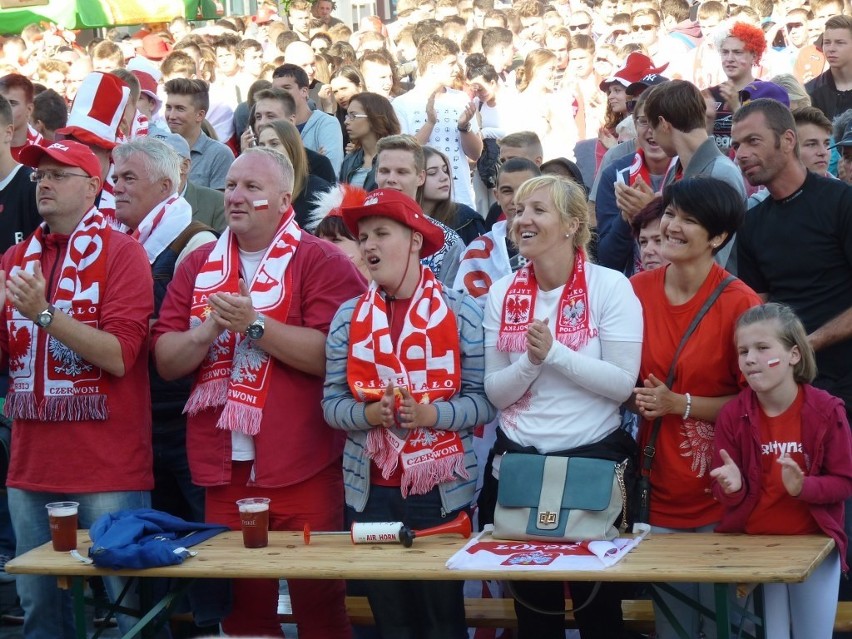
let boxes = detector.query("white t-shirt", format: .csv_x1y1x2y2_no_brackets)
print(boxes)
483,262,643,453
393,87,478,209
228,246,268,461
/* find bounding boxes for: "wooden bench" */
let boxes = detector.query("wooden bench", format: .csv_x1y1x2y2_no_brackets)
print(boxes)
332,596,852,632
176,595,852,632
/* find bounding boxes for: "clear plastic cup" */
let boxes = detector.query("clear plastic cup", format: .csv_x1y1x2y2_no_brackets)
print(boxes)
45,502,79,552
236,498,270,548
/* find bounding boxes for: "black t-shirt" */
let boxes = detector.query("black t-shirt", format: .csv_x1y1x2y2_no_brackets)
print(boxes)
708,85,733,156
738,171,852,402
0,164,42,397
0,165,41,253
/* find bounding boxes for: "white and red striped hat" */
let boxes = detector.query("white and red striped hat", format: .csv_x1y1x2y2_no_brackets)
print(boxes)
56,72,130,150
127,56,163,114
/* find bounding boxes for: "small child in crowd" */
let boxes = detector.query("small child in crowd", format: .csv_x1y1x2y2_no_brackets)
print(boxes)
710,303,852,639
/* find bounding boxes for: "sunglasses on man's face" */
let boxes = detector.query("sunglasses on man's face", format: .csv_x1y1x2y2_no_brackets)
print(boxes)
569,22,590,31
632,24,657,31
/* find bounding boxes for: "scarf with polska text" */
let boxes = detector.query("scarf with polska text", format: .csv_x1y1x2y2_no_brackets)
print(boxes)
183,209,300,436
347,266,467,496
498,250,593,353
5,207,110,421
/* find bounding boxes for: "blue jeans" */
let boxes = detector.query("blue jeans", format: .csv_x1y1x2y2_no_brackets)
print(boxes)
346,486,468,639
8,488,150,639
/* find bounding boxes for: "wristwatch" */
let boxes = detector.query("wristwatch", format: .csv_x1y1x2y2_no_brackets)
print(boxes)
245,313,265,340
458,121,472,133
36,304,55,329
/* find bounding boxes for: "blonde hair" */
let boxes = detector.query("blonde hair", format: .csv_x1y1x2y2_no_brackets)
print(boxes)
769,73,811,109
510,175,590,255
516,48,556,92
736,303,817,384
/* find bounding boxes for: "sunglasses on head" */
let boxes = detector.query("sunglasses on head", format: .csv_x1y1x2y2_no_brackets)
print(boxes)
786,22,804,29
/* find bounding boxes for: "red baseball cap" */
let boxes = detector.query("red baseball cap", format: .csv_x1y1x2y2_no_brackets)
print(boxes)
600,52,668,93
20,140,101,180
342,189,445,258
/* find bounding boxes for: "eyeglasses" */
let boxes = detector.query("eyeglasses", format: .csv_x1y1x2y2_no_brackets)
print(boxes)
344,113,370,121
635,117,650,129
786,22,804,30
30,169,91,183
632,24,657,31
568,22,590,31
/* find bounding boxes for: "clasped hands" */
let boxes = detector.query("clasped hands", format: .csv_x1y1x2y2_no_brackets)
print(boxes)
372,381,437,430
200,278,257,340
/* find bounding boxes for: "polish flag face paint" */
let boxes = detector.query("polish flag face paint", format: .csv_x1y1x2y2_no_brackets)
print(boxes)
253,199,269,211
767,358,781,367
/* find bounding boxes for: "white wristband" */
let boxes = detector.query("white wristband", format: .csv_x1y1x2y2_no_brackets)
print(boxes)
683,392,692,420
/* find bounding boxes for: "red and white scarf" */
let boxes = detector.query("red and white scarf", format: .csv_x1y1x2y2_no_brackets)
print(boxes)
498,250,594,353
134,194,192,263
5,207,111,421
183,209,301,435
627,148,677,188
347,267,467,497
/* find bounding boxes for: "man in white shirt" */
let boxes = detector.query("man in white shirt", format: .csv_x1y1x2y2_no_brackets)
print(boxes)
392,35,482,210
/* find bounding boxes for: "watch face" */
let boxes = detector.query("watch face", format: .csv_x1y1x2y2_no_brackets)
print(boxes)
246,324,264,340
37,313,51,328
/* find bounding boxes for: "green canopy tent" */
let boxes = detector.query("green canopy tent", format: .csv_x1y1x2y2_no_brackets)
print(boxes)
0,0,226,34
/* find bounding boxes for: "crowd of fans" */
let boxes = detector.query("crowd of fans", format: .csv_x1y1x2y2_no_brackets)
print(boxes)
0,0,851,636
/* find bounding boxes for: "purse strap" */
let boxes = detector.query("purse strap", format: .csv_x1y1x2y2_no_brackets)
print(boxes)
640,274,736,477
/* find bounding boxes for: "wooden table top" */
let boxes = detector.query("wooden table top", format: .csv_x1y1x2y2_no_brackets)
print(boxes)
6,530,834,584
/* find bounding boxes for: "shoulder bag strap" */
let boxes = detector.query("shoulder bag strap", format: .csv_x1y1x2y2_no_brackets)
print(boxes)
641,274,736,476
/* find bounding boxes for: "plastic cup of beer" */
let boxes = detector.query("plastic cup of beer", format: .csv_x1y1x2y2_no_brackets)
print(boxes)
236,498,270,548
46,502,79,552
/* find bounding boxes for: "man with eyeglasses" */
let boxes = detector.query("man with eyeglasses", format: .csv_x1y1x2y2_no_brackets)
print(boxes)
6,138,154,637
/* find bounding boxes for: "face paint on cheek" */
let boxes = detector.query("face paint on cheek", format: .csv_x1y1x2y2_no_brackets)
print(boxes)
253,199,269,211
767,358,781,367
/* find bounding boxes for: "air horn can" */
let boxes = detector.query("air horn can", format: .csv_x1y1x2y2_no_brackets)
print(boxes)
303,511,472,547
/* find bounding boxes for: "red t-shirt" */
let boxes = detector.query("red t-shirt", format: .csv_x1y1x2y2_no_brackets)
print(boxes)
151,234,367,488
745,388,821,535
631,263,761,528
1,228,154,493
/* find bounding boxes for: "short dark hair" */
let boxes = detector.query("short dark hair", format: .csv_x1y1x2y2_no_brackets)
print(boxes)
0,73,34,103
644,80,706,133
630,196,664,238
732,98,796,144
272,63,309,89
164,78,210,112
254,87,297,118
498,156,541,180
661,177,743,254
32,89,68,132
481,27,513,55
793,106,832,136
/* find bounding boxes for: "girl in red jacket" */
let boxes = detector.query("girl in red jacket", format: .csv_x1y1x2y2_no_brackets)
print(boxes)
710,303,852,639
